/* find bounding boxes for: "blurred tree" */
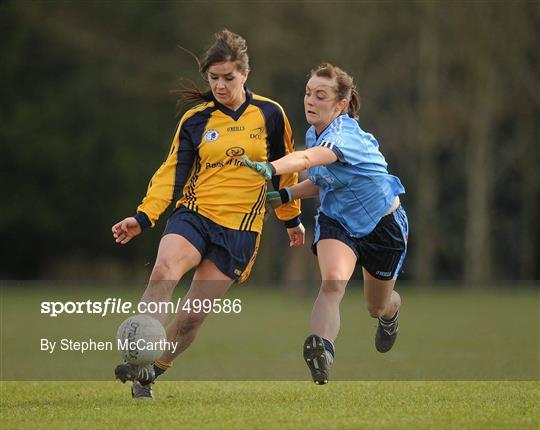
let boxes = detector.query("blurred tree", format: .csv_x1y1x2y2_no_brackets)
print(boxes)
412,1,440,282
1,0,538,282
460,3,500,283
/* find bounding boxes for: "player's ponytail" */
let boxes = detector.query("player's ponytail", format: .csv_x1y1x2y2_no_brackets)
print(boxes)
348,86,360,120
310,63,361,120
174,29,250,112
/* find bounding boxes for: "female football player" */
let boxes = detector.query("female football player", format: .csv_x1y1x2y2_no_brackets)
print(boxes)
112,29,304,399
244,63,408,385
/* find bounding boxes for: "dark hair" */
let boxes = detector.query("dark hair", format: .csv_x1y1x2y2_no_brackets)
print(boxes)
174,29,249,108
310,63,360,119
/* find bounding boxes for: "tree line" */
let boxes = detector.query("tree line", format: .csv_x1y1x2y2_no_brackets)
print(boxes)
2,1,538,282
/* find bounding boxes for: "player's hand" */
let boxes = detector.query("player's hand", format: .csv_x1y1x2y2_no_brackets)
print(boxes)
266,191,283,209
266,188,292,209
287,223,305,248
112,217,142,244
243,155,274,180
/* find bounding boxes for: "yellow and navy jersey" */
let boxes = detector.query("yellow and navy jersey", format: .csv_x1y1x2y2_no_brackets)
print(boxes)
133,88,301,234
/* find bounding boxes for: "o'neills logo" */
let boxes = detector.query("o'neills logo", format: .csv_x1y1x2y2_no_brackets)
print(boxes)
225,147,245,157
204,129,220,142
227,126,245,132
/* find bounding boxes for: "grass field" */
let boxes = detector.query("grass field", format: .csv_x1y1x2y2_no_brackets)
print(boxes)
1,283,539,428
2,381,539,429
2,284,538,381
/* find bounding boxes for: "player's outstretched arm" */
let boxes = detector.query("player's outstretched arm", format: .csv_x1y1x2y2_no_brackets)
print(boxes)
289,179,319,200
112,217,142,245
243,148,336,180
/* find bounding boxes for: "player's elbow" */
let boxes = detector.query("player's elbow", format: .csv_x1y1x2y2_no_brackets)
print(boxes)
298,152,311,170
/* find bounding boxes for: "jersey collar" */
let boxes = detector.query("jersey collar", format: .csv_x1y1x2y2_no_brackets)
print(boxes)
213,86,253,121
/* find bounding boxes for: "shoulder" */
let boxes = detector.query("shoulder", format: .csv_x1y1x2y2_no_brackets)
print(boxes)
305,126,316,146
251,93,287,118
318,116,362,156
179,101,217,127
176,102,217,142
325,116,360,143
329,115,359,136
306,126,317,139
305,125,316,137
355,121,380,145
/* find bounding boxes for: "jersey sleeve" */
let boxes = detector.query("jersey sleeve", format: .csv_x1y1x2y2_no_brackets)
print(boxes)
134,114,196,228
267,106,301,227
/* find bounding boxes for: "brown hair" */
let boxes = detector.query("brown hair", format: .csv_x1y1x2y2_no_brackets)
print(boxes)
310,63,360,119
174,29,250,108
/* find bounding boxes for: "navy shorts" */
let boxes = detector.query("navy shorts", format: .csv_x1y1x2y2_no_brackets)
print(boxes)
312,206,409,280
163,206,260,283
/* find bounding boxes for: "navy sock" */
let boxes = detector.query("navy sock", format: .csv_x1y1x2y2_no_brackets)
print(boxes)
380,311,398,325
153,363,166,378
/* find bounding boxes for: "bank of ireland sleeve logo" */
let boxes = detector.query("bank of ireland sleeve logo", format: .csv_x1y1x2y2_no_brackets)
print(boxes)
204,129,220,142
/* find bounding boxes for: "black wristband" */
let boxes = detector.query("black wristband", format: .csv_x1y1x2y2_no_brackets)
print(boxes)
269,163,277,176
278,188,291,204
284,216,301,228
133,212,151,230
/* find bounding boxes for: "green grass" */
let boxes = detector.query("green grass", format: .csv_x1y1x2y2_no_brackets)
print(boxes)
1,283,539,428
1,381,538,429
1,284,539,380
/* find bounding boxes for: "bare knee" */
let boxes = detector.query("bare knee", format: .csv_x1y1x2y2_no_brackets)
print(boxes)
320,279,347,296
151,256,195,281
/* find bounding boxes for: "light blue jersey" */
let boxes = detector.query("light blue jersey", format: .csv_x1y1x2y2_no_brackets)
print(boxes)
306,115,405,237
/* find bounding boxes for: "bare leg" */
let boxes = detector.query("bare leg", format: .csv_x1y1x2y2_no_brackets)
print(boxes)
159,259,233,363
139,234,202,325
311,239,357,342
115,234,202,392
363,268,401,320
